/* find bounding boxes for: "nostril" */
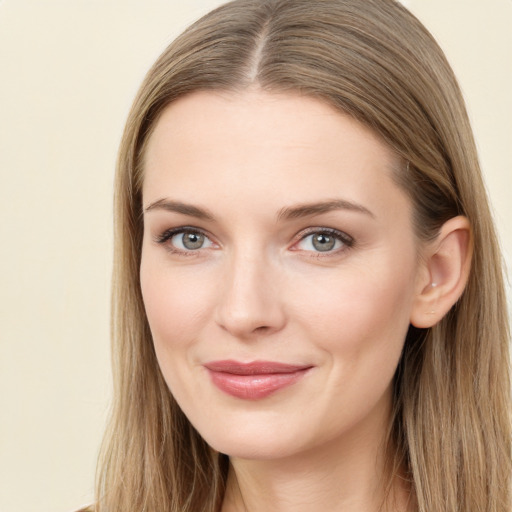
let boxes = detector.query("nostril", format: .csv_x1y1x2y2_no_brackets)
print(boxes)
254,325,271,332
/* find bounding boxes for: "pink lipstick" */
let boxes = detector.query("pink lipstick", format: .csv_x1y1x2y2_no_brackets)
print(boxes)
204,360,312,400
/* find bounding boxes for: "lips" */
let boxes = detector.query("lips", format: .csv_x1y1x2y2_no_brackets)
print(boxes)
204,360,312,400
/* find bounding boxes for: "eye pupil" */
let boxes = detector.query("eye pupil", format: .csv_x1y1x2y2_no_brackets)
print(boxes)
312,233,335,252
182,232,204,250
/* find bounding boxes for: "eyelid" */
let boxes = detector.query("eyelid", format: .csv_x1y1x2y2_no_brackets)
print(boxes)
153,225,354,256
154,226,217,254
290,227,354,254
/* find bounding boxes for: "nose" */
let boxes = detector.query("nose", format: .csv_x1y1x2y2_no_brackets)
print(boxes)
214,250,287,339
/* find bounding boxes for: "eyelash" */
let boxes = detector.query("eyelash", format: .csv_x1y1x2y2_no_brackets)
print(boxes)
154,226,354,257
292,227,354,257
154,227,214,256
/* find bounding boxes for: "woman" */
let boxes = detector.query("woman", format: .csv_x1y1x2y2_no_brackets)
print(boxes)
88,0,511,511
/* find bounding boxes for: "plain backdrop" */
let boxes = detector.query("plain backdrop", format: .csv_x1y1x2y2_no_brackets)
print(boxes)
0,1,511,511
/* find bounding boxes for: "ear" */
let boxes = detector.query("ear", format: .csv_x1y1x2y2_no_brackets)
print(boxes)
410,216,473,328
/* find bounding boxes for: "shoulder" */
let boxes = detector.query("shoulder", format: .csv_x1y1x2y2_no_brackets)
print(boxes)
75,506,94,512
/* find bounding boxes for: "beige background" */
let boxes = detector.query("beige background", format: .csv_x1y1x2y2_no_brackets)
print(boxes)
0,1,510,511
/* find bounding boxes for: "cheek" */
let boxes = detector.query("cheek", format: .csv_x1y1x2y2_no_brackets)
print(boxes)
140,257,215,350
139,259,219,406
293,258,416,363
291,263,416,430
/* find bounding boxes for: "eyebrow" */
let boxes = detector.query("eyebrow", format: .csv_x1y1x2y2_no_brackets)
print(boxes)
144,199,215,220
143,197,374,222
277,199,375,221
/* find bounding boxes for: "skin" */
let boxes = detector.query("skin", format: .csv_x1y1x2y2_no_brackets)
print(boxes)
139,90,460,511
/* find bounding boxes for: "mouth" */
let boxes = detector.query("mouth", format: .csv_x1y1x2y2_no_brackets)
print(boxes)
203,360,313,400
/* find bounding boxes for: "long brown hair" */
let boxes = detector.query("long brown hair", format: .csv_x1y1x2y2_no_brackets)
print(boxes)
93,1,511,511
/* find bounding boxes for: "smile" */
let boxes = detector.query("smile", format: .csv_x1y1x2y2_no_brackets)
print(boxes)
204,360,313,400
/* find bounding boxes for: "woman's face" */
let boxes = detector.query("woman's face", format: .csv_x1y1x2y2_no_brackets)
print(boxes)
140,90,427,460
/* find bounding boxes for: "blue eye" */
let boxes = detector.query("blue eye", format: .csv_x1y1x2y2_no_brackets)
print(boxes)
156,228,214,252
172,231,208,250
295,229,352,253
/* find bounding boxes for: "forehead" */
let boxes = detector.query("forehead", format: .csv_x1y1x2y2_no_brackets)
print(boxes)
144,90,393,164
142,90,408,222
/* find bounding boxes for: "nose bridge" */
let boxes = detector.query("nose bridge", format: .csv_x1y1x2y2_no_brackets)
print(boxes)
215,242,286,338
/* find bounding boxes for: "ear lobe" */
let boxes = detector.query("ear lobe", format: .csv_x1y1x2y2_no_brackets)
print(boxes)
410,216,473,328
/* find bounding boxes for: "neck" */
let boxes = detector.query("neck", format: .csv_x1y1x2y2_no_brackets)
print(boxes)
221,397,411,512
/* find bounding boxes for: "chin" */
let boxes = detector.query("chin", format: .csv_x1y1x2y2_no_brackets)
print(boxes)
209,436,301,461
202,417,352,464
194,418,309,461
